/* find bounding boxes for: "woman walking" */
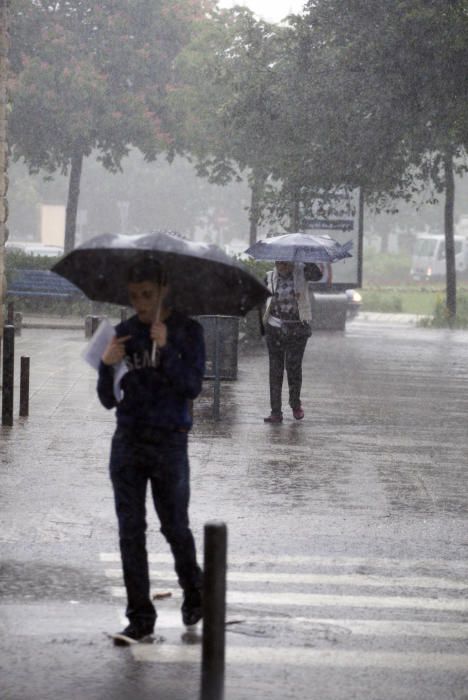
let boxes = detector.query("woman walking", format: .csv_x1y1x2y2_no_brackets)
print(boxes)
263,261,322,423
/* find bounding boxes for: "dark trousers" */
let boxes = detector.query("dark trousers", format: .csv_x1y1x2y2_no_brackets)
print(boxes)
109,427,202,630
266,323,310,415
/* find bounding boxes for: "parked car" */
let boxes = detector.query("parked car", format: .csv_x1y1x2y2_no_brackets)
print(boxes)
310,286,362,330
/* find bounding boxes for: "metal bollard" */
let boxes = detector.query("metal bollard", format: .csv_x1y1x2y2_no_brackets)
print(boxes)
85,314,101,338
2,325,15,426
7,302,14,325
84,315,93,339
14,311,22,336
19,356,30,417
200,521,227,700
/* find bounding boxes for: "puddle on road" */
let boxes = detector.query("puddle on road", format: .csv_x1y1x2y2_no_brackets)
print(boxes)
0,560,109,601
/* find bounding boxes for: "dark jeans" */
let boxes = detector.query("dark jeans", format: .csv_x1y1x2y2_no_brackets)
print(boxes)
265,323,310,415
109,427,202,630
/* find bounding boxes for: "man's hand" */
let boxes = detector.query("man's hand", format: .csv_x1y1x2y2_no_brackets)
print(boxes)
150,321,167,348
102,335,131,366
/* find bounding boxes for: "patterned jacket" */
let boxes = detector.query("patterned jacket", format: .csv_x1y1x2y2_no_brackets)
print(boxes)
263,263,322,324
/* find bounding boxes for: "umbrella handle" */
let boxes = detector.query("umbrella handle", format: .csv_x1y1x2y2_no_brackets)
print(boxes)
151,289,164,365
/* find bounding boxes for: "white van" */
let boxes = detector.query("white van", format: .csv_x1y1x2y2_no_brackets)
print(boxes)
410,234,468,281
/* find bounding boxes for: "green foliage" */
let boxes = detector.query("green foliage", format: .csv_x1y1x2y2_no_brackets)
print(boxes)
421,292,468,329
8,0,211,249
171,8,280,175
363,250,412,285
362,292,403,313
4,250,62,280
170,7,285,240
298,0,468,203
235,256,271,282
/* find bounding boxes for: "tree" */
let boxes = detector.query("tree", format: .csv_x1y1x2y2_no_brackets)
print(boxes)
170,7,283,245
294,0,468,318
9,0,211,251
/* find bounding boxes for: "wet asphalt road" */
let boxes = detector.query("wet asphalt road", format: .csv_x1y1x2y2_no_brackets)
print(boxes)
0,315,467,700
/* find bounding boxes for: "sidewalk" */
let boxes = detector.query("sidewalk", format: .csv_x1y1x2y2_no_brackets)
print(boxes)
0,319,466,700
12,310,428,343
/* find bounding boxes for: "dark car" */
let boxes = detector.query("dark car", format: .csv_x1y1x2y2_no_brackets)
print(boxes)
310,286,362,330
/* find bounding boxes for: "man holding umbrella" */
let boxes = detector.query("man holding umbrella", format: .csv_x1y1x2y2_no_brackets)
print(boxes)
52,230,270,643
98,259,205,644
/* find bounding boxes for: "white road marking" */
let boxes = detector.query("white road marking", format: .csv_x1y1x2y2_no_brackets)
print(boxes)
109,586,468,612
103,568,467,591
103,552,468,673
99,552,468,570
131,644,468,671
228,590,468,612
116,607,468,640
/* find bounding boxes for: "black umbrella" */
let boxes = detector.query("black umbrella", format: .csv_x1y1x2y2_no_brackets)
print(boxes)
52,232,269,316
245,232,353,263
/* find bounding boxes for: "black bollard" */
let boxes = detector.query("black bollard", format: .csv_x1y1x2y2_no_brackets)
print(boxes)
2,325,15,426
7,302,14,325
19,356,30,417
200,521,227,700
91,315,100,335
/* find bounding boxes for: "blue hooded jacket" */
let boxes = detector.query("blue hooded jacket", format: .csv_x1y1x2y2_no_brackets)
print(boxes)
97,311,205,431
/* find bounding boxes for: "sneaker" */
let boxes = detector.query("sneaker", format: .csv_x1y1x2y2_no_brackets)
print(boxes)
112,623,153,646
182,587,203,626
292,405,304,420
263,413,283,424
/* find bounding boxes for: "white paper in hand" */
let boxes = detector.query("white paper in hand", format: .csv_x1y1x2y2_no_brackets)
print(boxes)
82,318,128,402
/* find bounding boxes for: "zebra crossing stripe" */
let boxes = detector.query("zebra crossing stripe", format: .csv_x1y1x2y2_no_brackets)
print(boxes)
109,585,468,612
115,607,468,640
130,643,468,671
103,568,467,591
99,552,468,570
228,590,468,612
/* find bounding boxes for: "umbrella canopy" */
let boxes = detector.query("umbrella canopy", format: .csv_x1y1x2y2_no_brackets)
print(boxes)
52,232,269,317
245,232,353,263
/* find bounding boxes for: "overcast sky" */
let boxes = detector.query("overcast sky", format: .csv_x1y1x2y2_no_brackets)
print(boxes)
217,0,305,23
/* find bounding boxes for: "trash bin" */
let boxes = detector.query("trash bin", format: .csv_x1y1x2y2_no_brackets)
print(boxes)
196,316,240,380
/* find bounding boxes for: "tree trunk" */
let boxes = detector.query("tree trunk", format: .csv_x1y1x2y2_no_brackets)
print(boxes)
289,190,301,231
64,148,84,253
443,152,456,322
0,0,9,334
248,171,265,247
357,186,364,288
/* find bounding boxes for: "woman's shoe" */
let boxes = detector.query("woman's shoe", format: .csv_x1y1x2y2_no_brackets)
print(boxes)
264,412,283,424
292,405,304,420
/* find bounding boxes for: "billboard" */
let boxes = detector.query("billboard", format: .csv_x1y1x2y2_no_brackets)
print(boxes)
302,188,363,289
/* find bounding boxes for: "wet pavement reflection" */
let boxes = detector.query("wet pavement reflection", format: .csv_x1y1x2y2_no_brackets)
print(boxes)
0,318,467,699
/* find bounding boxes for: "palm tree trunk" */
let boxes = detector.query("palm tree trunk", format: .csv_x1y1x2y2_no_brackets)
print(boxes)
64,148,84,253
